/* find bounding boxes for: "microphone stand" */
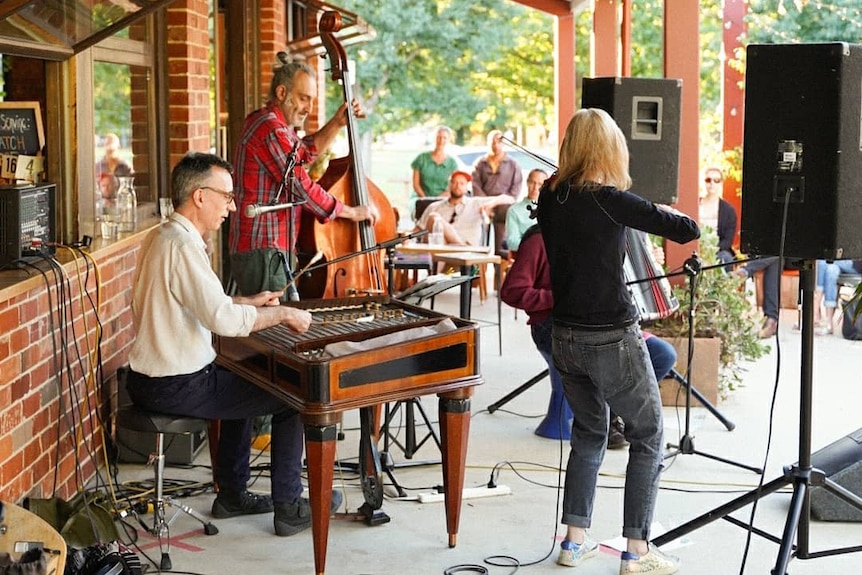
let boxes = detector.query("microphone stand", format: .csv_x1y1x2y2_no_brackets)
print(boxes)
282,147,300,301
285,231,429,298
380,230,429,293
661,254,762,474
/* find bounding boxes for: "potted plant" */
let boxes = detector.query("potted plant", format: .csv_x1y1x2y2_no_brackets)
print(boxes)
651,232,771,401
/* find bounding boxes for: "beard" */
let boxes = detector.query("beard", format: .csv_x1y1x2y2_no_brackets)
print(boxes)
282,98,308,128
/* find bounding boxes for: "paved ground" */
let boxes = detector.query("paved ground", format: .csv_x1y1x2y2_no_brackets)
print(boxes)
111,288,862,575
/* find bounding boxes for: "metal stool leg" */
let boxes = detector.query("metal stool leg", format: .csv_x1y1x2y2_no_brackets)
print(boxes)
147,431,219,571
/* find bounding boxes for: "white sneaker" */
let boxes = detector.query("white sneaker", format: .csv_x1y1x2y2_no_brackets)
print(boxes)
557,537,599,567
619,544,679,575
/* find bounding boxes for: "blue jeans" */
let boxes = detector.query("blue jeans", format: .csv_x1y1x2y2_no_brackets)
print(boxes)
531,318,573,429
816,259,857,308
552,322,664,540
744,256,780,320
645,335,677,381
126,364,304,504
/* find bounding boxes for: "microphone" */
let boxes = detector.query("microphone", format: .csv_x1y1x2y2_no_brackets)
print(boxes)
245,201,303,218
284,267,300,302
274,251,301,302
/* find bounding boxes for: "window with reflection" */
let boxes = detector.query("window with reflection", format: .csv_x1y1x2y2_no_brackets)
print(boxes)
89,20,156,238
94,61,133,214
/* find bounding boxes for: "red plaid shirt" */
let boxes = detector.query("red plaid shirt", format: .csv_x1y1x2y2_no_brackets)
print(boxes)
229,102,343,254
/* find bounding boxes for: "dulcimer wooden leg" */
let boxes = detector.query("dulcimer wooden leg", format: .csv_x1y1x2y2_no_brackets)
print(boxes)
438,389,472,548
304,424,337,575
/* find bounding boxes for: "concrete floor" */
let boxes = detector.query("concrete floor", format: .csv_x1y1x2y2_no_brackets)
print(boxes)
113,288,862,575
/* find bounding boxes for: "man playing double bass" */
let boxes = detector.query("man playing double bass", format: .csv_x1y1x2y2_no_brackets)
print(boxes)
216,52,375,537
229,51,378,301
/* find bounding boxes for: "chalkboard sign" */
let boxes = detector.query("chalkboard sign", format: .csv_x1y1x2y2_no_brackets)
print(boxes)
0,101,45,156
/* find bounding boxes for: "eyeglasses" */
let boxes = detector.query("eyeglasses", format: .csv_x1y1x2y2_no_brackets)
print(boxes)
449,212,458,224
201,186,236,205
704,177,722,184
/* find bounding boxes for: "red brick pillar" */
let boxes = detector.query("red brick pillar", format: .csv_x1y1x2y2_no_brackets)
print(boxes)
723,0,747,251
166,0,214,167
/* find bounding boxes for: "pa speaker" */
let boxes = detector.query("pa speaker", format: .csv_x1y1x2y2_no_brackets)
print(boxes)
809,427,862,522
741,42,862,260
581,77,681,204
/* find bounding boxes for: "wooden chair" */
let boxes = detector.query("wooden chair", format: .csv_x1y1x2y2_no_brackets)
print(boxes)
0,500,66,575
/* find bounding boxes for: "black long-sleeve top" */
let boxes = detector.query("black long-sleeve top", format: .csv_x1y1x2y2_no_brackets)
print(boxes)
717,198,737,255
537,182,700,329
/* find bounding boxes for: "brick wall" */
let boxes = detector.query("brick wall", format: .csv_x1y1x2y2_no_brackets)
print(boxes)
0,0,313,504
0,0,211,503
166,0,213,166
0,239,142,502
260,0,287,103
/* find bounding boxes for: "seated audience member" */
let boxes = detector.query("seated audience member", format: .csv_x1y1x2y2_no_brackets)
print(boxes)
698,166,737,265
815,259,862,335
734,256,781,338
500,225,677,445
408,125,457,218
505,168,548,256
471,130,523,256
414,170,513,247
124,152,341,538
410,125,457,200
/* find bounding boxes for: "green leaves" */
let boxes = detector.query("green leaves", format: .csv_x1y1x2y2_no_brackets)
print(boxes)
653,232,770,396
332,0,552,139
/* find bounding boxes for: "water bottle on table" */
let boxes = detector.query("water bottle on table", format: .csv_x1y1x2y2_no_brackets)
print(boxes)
429,217,445,245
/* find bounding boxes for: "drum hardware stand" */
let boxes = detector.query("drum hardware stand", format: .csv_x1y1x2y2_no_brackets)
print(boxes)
652,261,862,572
299,232,435,512
661,254,762,474
350,230,442,499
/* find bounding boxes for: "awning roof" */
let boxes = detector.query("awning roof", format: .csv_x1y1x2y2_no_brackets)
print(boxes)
285,0,375,58
0,0,173,60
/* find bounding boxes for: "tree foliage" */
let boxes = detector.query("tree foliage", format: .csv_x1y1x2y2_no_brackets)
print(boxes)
324,0,862,154
331,0,552,142
93,61,131,143
746,0,862,44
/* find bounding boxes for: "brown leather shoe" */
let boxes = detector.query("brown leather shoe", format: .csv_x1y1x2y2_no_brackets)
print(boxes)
607,416,629,450
759,317,778,339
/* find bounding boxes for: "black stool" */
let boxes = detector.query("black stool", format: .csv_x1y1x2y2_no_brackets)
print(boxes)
116,405,218,570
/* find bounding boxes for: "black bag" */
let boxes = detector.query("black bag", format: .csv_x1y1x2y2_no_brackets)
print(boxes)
841,299,862,340
65,542,141,575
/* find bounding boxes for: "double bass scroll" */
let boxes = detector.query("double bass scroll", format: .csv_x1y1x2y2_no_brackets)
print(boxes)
296,11,397,300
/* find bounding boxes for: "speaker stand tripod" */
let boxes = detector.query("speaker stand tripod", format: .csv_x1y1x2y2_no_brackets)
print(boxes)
663,255,762,474
653,261,862,572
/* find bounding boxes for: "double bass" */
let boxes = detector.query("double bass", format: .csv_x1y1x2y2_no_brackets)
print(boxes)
297,11,397,299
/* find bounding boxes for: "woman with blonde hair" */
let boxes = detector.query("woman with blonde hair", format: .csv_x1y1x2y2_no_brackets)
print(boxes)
537,108,699,574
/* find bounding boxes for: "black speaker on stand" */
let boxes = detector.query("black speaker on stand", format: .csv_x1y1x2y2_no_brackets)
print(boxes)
653,42,862,573
581,76,682,204
741,42,862,260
